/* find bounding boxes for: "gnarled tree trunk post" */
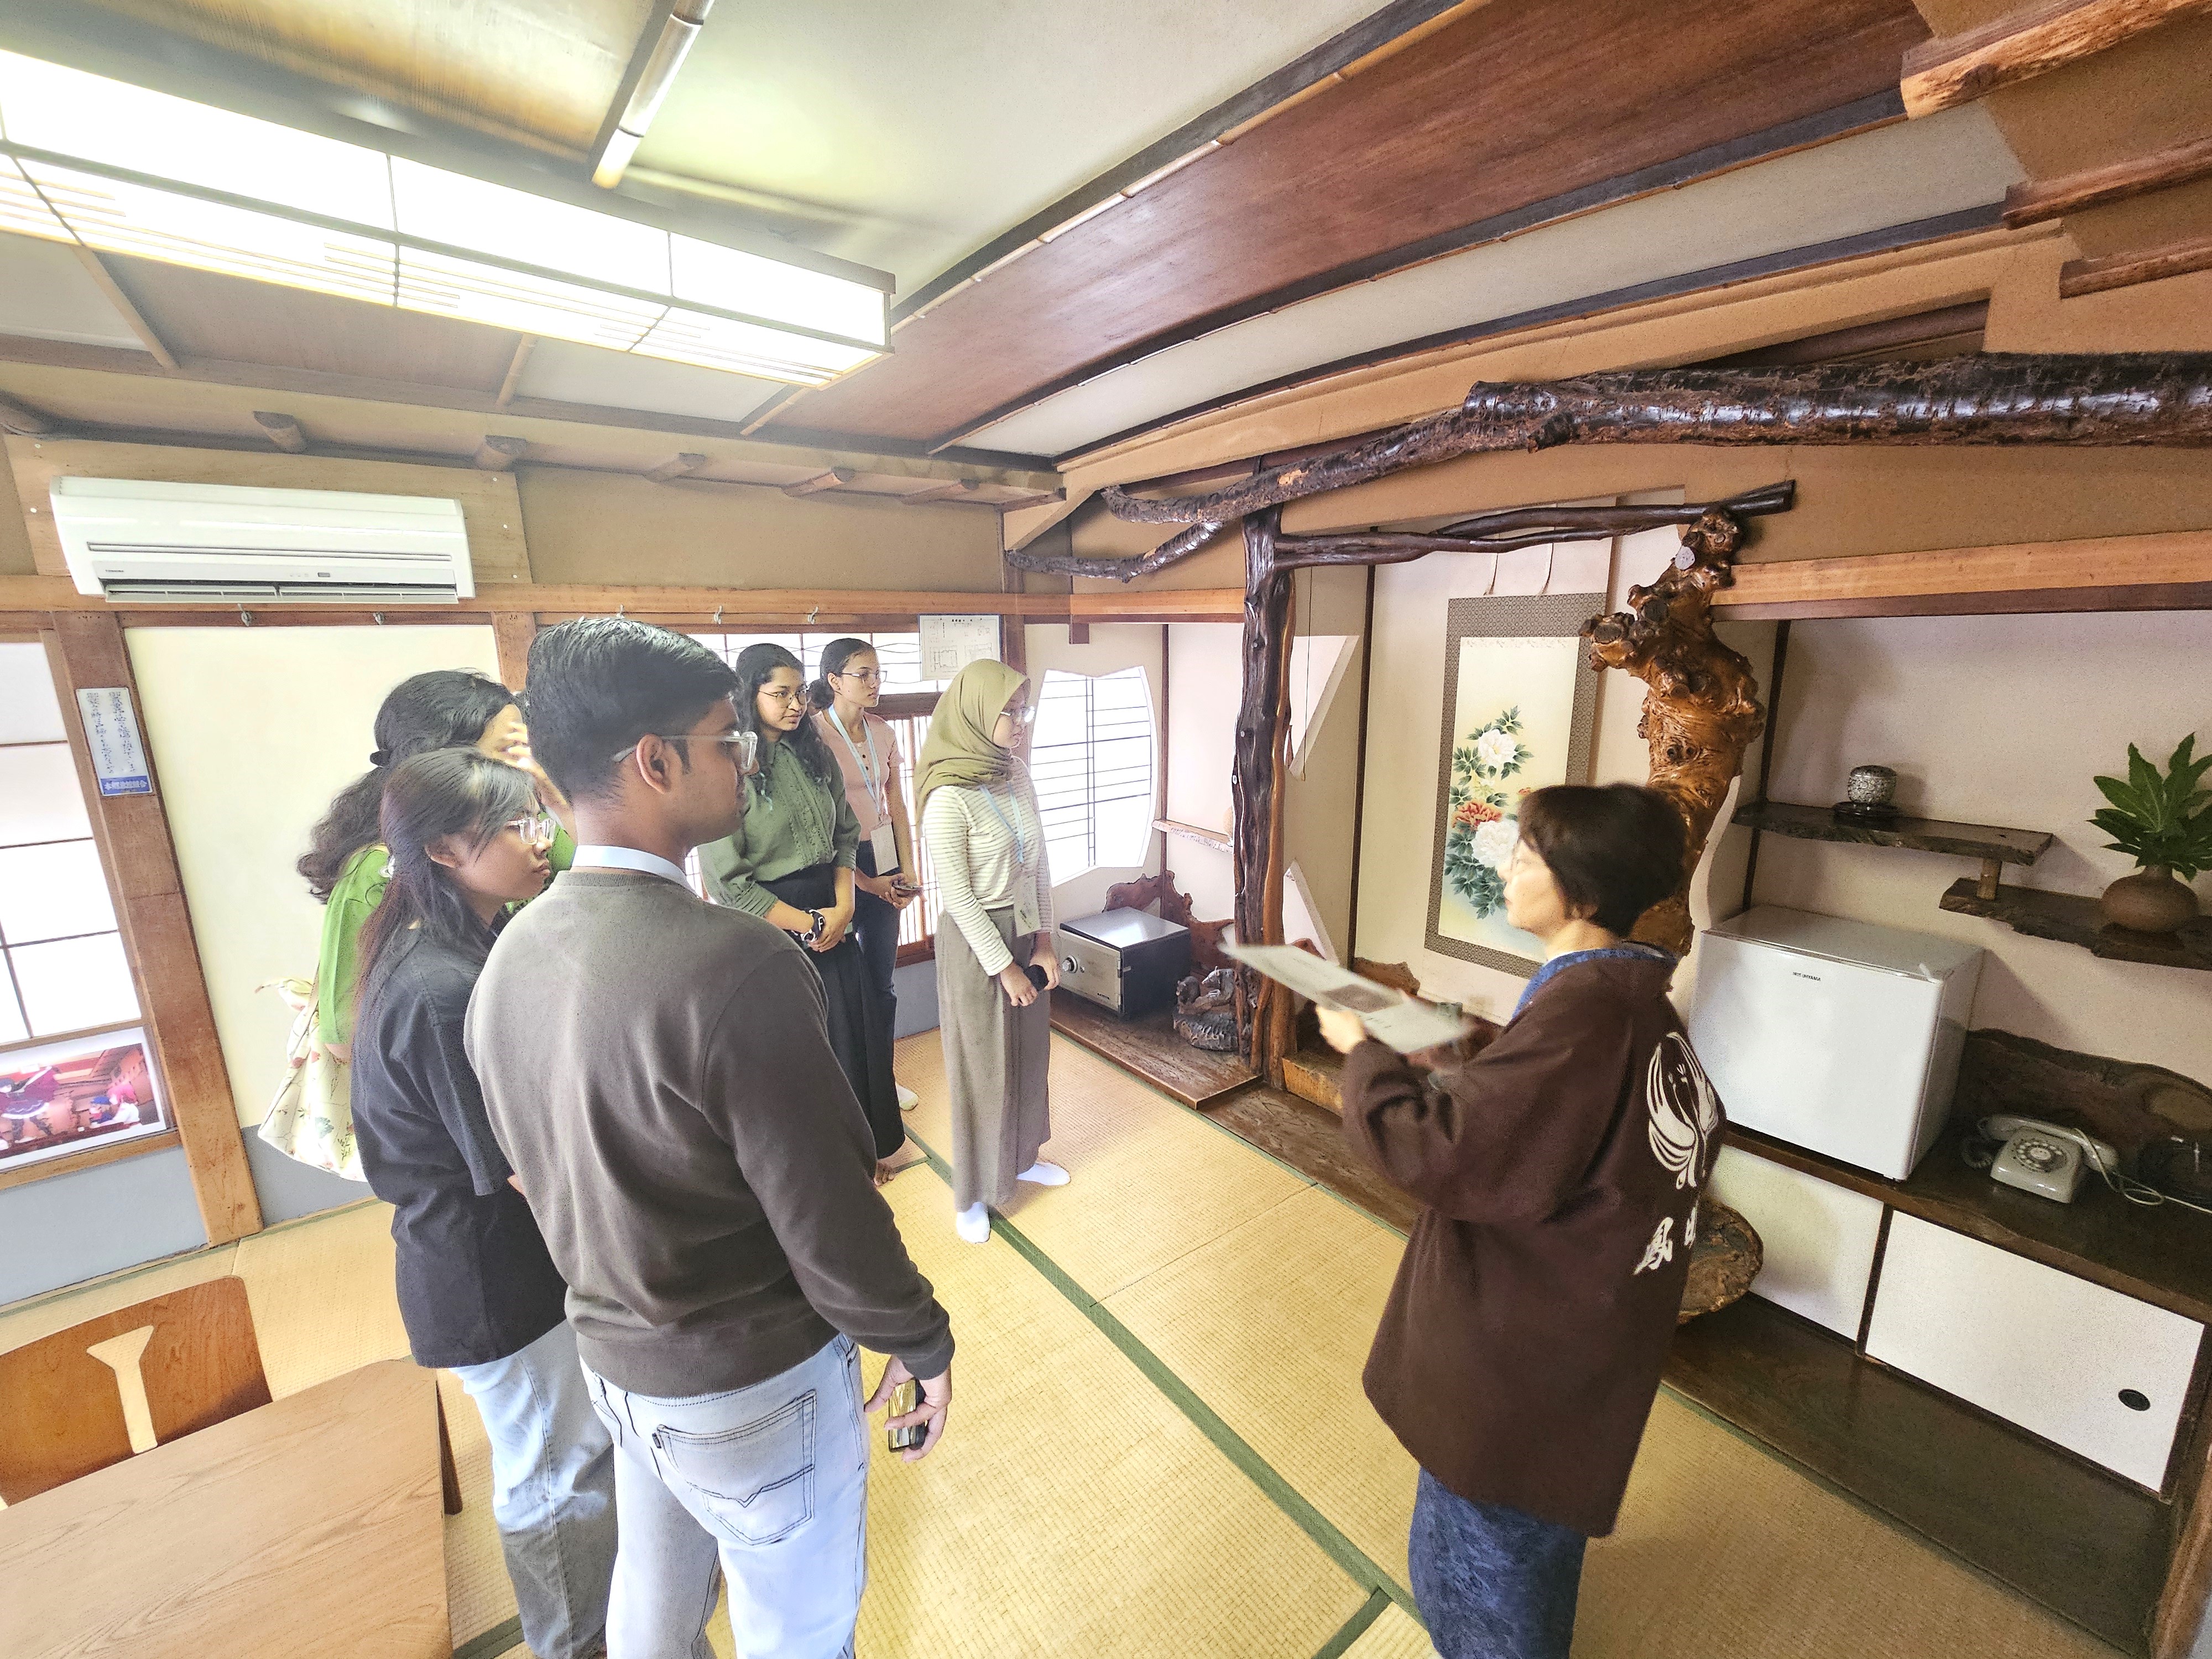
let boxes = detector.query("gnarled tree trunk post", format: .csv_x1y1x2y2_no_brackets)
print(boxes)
1231,509,1295,1077
1582,508,1767,953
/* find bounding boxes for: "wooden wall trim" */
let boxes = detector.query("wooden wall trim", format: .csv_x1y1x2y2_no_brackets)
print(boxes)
0,1129,184,1193
2059,234,2212,299
1713,529,2212,614
2002,133,2212,227
491,613,538,693
42,615,262,1244
1900,0,2212,118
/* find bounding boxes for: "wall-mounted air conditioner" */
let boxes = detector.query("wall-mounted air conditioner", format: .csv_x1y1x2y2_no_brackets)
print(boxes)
50,477,474,604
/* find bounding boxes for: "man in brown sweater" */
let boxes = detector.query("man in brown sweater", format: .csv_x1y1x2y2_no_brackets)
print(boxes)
466,618,952,1659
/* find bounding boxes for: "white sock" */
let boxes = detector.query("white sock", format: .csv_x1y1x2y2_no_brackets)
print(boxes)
1016,1161,1069,1186
954,1202,990,1243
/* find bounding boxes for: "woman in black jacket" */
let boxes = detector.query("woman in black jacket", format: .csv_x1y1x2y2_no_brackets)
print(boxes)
351,749,615,1659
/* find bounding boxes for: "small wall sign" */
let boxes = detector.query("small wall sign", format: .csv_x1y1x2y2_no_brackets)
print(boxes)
74,687,154,796
919,613,1002,680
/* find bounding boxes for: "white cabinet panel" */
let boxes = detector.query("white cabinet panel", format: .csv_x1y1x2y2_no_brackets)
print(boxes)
1705,1145,1886,1337
1866,1214,2204,1489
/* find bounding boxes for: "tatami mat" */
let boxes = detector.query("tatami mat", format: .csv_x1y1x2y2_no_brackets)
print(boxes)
1342,1602,1439,1659
1104,1180,1419,1585
898,1030,1317,1299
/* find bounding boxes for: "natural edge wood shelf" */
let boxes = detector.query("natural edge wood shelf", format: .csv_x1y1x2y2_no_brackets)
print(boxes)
1727,1123,2212,1328
1153,817,1232,852
1734,800,2052,864
1667,1296,2168,1655
1940,878,2211,974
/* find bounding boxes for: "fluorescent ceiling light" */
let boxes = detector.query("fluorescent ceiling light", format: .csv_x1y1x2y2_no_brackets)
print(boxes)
0,48,888,385
591,127,644,192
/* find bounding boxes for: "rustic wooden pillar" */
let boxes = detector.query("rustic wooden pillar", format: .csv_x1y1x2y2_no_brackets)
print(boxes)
1230,510,1294,1079
45,613,263,1244
490,611,538,693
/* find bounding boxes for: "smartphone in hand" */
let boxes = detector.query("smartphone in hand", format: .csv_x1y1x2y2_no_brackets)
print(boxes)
886,1379,925,1452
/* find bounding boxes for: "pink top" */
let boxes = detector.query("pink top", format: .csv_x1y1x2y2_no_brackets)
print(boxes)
813,708,900,834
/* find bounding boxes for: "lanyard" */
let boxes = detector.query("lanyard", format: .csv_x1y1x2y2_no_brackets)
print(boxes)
822,711,887,821
979,785,1029,870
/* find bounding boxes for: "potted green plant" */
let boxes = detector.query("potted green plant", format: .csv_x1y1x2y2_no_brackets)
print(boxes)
2090,735,2212,934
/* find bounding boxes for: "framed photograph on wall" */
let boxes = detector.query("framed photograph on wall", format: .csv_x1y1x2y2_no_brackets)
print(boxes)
0,1028,168,1173
1424,592,1605,978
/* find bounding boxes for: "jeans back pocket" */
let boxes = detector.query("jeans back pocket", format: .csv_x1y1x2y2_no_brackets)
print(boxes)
654,1391,817,1546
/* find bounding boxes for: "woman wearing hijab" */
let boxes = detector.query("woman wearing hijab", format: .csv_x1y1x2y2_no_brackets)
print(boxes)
917,659,1065,1243
700,643,905,1180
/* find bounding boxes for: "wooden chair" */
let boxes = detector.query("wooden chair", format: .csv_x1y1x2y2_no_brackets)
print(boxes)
0,1276,272,1504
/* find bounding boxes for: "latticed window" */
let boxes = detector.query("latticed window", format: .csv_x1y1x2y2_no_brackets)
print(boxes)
1031,666,1155,881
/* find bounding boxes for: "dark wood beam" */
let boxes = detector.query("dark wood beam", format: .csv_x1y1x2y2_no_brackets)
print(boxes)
1101,354,2212,529
473,435,528,472
252,410,307,452
0,391,55,435
1005,520,1229,581
782,466,856,497
1231,510,1293,1078
1901,0,2212,117
643,451,708,483
2004,133,2212,227
2060,235,2212,298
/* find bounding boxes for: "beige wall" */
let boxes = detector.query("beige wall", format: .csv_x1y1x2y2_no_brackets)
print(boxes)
1165,622,1239,923
0,460,32,578
126,624,504,1126
1281,564,1368,959
519,467,1007,590
1751,611,2211,1087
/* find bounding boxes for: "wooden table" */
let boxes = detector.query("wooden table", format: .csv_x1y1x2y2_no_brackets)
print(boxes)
0,1358,449,1659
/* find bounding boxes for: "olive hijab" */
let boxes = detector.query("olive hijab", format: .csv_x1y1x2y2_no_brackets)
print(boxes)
916,658,1029,815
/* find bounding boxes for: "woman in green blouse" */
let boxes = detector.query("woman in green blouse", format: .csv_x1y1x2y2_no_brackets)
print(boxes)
700,643,903,1181
300,670,574,1059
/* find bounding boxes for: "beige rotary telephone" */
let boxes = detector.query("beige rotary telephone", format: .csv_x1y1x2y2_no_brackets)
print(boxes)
1980,1116,2120,1204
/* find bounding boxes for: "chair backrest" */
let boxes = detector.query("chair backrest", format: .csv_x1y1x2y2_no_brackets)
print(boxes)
0,1276,271,1503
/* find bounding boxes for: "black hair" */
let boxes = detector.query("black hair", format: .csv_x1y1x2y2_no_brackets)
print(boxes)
805,636,877,713
734,642,838,788
299,670,517,900
522,618,738,800
1515,784,1687,935
355,749,539,1010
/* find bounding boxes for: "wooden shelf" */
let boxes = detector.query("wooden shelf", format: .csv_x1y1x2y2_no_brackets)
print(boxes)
1734,800,2053,865
1667,1295,2168,1655
1153,817,1232,852
1728,1124,2212,1327
1940,878,2211,973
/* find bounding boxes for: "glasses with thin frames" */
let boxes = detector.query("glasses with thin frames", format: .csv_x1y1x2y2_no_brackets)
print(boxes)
1005,698,1039,728
505,812,559,846
831,666,884,685
615,730,760,775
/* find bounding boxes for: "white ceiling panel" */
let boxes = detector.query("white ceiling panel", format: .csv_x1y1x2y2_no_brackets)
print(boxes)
972,108,2026,460
0,231,152,351
634,0,1394,291
514,336,785,423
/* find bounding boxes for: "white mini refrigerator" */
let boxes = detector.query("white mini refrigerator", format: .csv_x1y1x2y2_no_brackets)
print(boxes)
1688,906,1983,1180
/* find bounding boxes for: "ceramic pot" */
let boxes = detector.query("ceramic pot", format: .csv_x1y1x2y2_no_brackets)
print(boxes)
1846,764,1898,808
2100,866,2201,935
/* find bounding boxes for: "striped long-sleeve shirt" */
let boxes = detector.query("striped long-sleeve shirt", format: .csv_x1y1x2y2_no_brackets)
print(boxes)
921,779,1053,975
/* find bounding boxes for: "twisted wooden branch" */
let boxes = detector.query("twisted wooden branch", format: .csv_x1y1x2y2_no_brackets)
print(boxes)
1003,519,1227,581
1100,354,2212,526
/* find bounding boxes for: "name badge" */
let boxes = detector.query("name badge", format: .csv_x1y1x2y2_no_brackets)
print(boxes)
1013,870,1044,937
870,823,900,876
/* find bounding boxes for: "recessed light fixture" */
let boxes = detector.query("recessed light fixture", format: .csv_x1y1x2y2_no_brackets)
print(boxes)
0,50,887,385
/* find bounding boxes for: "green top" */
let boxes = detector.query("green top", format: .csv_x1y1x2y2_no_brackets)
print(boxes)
698,738,859,917
315,825,574,1045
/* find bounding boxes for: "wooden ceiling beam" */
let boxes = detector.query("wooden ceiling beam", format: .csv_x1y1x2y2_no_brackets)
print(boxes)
2003,134,2212,227
782,466,855,497
495,336,536,409
252,411,307,453
643,451,708,483
474,435,529,472
0,392,55,435
70,248,179,371
901,477,984,505
2059,233,2212,297
1901,0,2212,118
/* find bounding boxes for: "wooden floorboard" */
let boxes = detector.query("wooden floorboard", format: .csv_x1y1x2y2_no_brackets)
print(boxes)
1667,1295,2168,1656
1203,1087,1423,1235
1047,990,1256,1108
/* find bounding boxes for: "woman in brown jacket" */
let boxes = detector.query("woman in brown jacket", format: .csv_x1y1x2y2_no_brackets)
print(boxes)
1318,784,1724,1659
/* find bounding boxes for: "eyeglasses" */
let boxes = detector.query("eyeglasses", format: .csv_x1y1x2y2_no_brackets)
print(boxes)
757,686,806,707
505,812,559,845
831,666,883,685
1004,700,1039,728
614,730,760,775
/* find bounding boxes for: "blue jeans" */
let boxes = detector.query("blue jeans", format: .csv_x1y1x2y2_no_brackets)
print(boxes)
1409,1468,1587,1659
582,1337,869,1659
448,1321,619,1659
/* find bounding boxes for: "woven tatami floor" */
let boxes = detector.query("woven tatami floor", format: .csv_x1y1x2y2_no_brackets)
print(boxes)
2,1031,2124,1657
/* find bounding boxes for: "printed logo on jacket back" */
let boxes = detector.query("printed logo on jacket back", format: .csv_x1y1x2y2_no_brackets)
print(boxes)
1632,1034,1723,1277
